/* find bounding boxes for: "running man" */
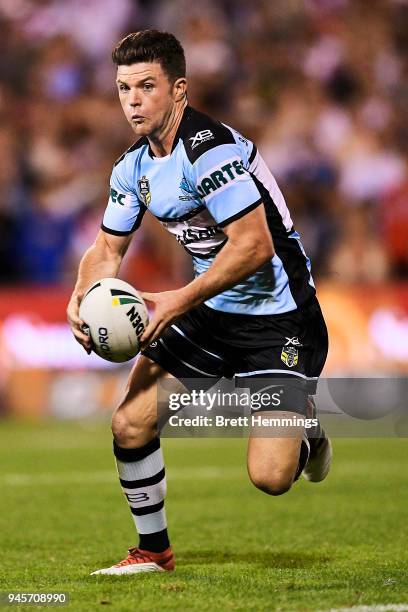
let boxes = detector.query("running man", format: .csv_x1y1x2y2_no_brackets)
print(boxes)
67,30,331,575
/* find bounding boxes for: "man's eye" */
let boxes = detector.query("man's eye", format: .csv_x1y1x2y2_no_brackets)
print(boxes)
119,84,128,92
143,83,153,91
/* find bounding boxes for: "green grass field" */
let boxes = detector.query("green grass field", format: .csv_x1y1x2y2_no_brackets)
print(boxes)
0,420,407,611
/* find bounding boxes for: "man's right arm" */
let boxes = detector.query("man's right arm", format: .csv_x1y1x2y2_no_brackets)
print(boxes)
67,229,133,352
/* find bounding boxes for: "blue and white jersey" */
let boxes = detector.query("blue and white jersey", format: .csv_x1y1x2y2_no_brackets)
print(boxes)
102,106,315,315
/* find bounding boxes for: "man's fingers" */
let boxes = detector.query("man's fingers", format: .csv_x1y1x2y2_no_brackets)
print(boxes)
148,321,167,345
75,328,90,342
141,292,159,303
67,308,84,324
74,336,92,354
73,328,91,345
140,317,163,349
140,320,158,344
67,308,85,330
67,296,91,354
71,324,92,352
68,316,89,341
140,314,173,351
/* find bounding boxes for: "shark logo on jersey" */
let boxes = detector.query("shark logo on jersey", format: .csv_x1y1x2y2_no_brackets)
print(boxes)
189,129,214,149
138,175,151,206
179,177,196,201
281,345,299,368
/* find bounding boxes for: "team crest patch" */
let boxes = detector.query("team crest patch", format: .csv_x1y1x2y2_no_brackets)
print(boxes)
281,345,299,368
138,175,151,206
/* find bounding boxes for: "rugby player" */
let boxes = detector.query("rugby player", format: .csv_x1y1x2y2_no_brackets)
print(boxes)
67,30,332,575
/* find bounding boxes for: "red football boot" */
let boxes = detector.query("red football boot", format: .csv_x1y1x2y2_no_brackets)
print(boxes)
91,546,175,575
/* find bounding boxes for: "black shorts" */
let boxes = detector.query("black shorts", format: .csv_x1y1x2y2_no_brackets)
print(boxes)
143,297,328,414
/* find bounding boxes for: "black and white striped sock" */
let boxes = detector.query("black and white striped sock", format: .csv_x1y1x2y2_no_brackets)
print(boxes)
113,437,169,553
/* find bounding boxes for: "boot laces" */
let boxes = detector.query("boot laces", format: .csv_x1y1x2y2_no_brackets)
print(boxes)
115,547,151,567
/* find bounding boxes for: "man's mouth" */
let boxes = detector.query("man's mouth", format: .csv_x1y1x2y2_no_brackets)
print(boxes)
131,115,145,123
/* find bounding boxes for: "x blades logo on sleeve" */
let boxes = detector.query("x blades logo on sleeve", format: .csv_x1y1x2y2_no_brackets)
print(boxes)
189,130,214,149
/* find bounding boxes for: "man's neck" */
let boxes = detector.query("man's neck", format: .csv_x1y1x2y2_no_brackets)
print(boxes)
148,100,187,158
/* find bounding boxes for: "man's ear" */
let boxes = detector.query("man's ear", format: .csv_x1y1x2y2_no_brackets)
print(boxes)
173,77,187,102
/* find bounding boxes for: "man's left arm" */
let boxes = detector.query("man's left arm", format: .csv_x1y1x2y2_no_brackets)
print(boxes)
140,204,274,348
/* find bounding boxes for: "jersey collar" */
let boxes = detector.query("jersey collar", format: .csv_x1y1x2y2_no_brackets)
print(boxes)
170,105,193,153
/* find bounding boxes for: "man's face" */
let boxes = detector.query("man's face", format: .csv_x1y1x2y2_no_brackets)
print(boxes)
116,62,178,138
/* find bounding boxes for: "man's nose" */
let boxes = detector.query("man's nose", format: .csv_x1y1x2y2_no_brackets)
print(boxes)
129,90,141,107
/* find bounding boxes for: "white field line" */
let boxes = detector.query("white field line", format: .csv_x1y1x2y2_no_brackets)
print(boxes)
323,605,408,612
2,466,242,486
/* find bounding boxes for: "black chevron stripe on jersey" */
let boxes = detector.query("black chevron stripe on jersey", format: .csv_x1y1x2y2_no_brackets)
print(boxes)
113,137,149,167
248,144,258,165
176,106,236,164
250,173,316,308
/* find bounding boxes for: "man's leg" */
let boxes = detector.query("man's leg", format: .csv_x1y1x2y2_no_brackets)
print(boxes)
303,396,332,482
92,355,178,575
247,411,308,496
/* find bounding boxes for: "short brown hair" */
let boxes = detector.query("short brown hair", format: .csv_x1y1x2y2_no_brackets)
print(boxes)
112,30,186,83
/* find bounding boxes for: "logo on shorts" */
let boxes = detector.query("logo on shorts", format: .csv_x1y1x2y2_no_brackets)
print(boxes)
285,337,302,346
281,346,299,368
189,129,214,149
138,175,151,206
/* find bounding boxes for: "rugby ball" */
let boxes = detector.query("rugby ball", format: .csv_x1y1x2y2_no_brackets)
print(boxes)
79,278,148,363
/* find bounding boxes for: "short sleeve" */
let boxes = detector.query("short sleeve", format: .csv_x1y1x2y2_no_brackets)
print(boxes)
102,162,145,236
189,143,262,227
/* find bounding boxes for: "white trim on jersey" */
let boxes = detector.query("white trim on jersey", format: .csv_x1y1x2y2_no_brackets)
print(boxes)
249,150,293,232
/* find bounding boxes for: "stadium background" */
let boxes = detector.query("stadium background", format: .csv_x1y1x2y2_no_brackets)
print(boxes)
0,0,407,418
1,2,408,610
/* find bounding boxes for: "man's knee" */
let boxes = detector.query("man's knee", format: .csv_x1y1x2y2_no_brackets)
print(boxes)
111,356,167,449
111,404,157,449
249,468,294,496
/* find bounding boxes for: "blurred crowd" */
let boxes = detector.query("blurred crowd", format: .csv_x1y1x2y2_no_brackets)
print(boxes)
0,0,407,289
